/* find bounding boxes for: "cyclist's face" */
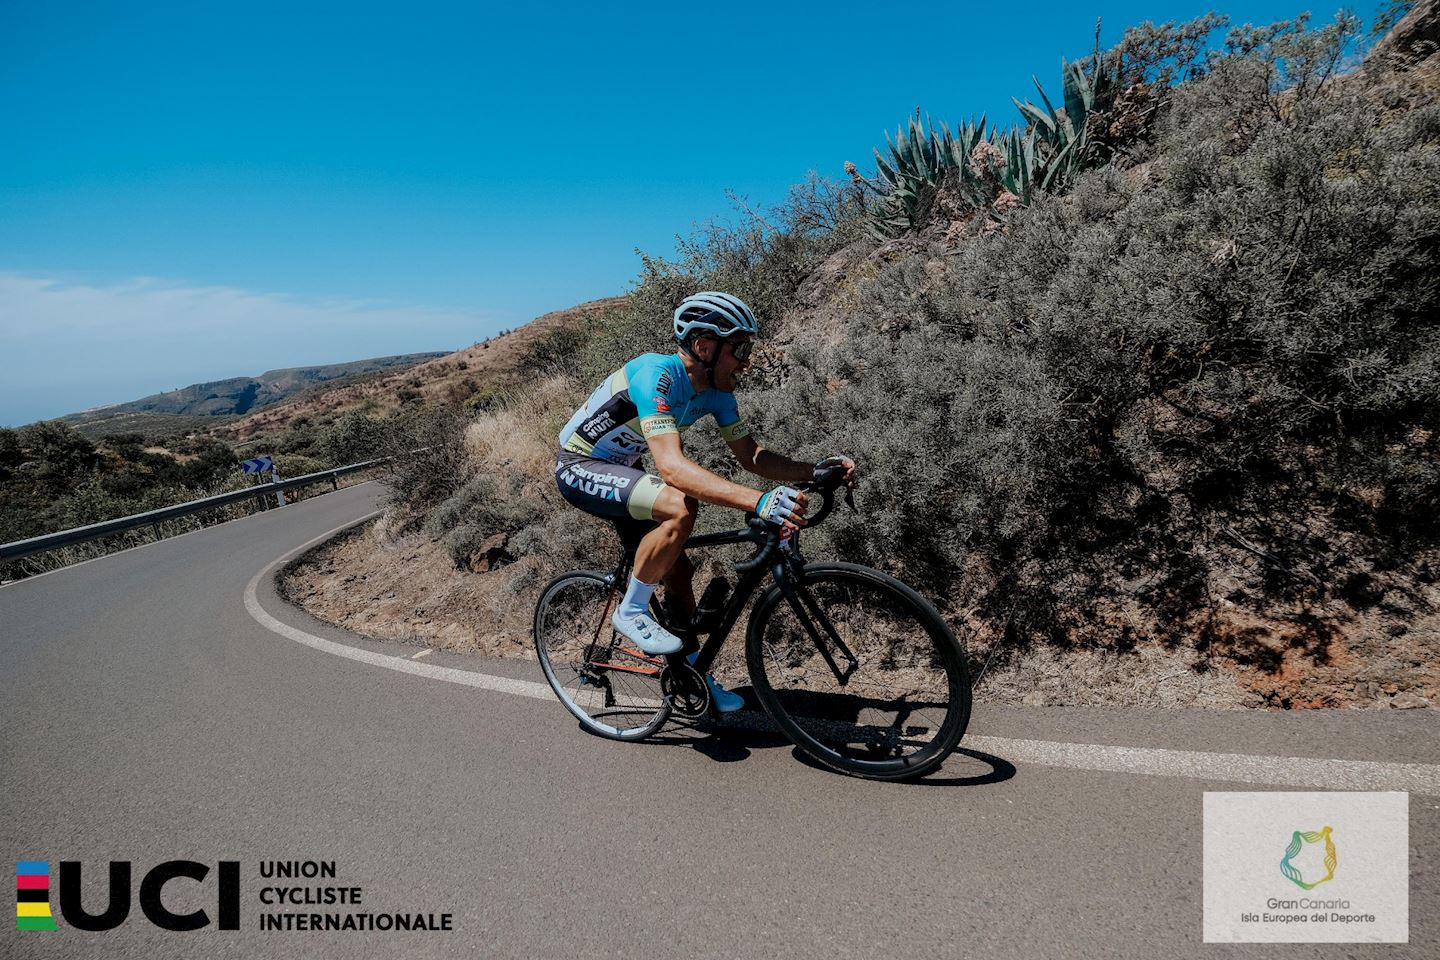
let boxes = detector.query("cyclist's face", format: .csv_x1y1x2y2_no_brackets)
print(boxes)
714,336,752,388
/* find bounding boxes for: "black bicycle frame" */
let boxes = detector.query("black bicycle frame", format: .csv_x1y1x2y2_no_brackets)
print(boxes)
604,475,857,685
674,521,782,676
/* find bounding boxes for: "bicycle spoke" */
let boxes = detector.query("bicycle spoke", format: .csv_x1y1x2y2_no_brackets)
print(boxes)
535,573,669,738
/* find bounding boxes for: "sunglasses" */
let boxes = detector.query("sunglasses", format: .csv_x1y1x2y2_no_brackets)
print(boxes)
725,339,755,362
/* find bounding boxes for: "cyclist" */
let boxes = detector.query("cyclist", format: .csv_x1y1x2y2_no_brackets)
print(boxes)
554,290,856,712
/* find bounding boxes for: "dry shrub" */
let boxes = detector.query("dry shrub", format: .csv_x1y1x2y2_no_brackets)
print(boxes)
463,375,581,479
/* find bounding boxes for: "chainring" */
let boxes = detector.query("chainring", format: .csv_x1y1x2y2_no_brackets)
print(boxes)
660,663,710,719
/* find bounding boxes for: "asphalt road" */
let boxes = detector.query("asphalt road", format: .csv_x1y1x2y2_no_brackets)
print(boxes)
2,481,1435,959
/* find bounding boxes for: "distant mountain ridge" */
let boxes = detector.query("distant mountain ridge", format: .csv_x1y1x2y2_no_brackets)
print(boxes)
59,353,446,436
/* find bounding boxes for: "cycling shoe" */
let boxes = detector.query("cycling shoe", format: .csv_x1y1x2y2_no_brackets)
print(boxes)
611,611,683,656
705,675,745,713
687,652,745,712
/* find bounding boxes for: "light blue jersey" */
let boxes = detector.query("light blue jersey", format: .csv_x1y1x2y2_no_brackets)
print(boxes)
558,353,750,465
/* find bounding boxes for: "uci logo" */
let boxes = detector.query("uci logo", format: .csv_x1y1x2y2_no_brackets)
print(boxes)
16,860,240,932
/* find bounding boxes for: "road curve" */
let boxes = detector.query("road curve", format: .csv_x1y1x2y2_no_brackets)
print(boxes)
1,481,1436,959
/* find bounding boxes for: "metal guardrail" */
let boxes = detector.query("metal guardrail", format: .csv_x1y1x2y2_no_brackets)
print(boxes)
0,459,386,563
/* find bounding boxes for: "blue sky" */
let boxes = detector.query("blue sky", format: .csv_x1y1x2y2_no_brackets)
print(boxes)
1,1,1384,425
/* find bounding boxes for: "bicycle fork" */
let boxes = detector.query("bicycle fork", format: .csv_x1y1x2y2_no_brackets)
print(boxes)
773,559,858,685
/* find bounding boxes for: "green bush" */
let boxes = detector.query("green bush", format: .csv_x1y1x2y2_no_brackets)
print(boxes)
518,324,588,379
375,404,472,523
425,475,547,567
575,176,867,382
318,412,391,467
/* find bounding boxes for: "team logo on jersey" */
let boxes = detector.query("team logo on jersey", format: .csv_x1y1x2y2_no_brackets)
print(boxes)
655,372,672,395
640,415,678,437
560,464,632,501
654,399,671,413
580,411,615,441
611,430,645,452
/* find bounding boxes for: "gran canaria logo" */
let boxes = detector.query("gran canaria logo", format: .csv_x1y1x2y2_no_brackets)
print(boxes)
1280,825,1338,890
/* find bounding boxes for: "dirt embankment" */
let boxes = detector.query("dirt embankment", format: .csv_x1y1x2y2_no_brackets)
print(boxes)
280,519,536,659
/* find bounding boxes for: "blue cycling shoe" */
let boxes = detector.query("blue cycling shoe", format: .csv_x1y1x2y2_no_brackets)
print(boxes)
705,676,745,713
688,652,745,713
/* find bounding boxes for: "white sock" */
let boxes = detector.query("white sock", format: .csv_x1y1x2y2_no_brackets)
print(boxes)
617,576,657,621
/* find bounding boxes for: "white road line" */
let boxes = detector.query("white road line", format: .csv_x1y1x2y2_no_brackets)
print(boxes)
243,514,553,702
411,648,435,660
246,512,1440,795
962,736,1440,795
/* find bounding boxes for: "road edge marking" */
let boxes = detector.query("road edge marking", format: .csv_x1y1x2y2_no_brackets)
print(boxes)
243,513,553,702
962,735,1440,796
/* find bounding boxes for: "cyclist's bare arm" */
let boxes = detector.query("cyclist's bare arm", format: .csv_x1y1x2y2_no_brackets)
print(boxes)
725,434,813,485
650,432,784,513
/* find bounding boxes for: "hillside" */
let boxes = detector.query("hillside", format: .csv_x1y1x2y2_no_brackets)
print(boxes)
60,352,447,438
215,297,624,444
280,8,1440,712
0,299,614,575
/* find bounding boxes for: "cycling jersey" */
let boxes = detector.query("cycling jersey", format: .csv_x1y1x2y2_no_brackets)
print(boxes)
558,353,750,465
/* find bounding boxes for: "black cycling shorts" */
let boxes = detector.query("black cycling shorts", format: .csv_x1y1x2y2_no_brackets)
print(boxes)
554,450,670,538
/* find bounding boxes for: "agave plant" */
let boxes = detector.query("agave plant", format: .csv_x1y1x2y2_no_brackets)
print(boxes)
868,114,989,237
864,37,1119,237
1011,42,1118,194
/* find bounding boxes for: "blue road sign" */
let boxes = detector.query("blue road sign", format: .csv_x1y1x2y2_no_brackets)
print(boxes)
240,456,274,475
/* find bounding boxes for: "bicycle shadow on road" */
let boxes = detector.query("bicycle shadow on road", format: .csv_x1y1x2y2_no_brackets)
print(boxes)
596,703,1016,787
635,710,794,766
785,744,1017,787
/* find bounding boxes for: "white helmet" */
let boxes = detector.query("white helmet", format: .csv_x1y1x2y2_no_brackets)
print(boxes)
673,291,759,342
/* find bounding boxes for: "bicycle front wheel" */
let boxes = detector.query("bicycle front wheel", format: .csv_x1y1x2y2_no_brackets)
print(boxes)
745,562,970,780
534,570,671,740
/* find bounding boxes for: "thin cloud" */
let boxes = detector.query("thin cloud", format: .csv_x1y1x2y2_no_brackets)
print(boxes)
0,272,501,426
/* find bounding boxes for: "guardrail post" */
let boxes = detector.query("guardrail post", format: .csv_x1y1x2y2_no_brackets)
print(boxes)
331,474,340,490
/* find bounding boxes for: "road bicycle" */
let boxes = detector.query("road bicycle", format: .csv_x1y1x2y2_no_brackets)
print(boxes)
533,467,971,780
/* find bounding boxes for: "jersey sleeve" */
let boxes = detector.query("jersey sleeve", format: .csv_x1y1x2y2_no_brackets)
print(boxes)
713,391,751,442
626,357,680,440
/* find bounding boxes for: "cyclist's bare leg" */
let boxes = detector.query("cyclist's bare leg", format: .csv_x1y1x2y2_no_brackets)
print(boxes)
634,486,698,615
661,550,696,621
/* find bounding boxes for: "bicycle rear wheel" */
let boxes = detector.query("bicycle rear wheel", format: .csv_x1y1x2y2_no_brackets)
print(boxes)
534,570,671,740
745,562,970,780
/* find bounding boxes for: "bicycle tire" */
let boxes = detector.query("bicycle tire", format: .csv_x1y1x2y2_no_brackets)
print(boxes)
745,562,970,780
534,570,671,740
